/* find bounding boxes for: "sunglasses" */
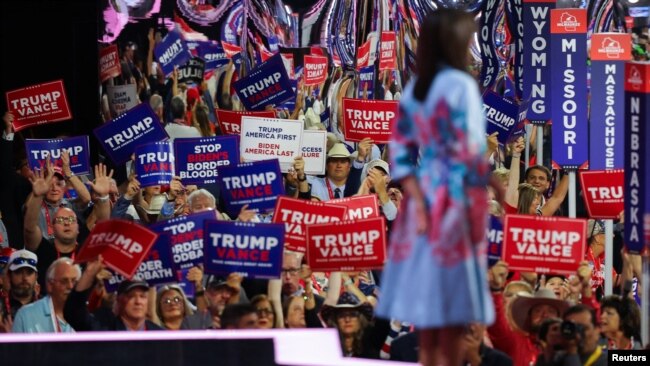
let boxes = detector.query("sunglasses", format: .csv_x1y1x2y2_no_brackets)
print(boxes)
55,216,77,225
162,296,183,305
10,257,37,267
256,308,274,317
336,310,360,320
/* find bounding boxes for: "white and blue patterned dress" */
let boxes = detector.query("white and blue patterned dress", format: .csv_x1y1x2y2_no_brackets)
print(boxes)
376,68,495,328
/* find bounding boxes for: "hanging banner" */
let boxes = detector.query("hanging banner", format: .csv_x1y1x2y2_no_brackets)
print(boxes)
479,0,501,90
379,31,397,71
6,80,73,132
579,170,625,219
272,196,348,253
589,33,631,170
107,84,139,118
178,57,205,85
506,0,525,99
173,135,239,185
487,215,504,267
77,220,158,279
483,90,524,145
135,141,174,187
197,41,229,71
329,194,380,220
522,0,555,124
358,66,375,100
204,221,284,279
234,54,295,111
503,214,587,275
306,217,387,272
215,109,276,135
104,233,177,288
154,31,192,77
550,8,588,170
94,103,168,165
624,61,650,253
342,98,399,143
218,159,285,216
99,44,122,83
25,136,90,175
301,130,327,176
149,211,217,270
304,55,328,86
240,116,303,172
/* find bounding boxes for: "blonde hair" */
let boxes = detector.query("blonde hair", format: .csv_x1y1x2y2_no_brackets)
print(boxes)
517,183,541,214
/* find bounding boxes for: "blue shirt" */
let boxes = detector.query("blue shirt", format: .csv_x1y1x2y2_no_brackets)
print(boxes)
12,296,75,333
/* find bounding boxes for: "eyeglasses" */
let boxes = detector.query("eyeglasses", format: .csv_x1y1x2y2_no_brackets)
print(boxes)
10,257,37,267
54,216,76,225
52,278,77,286
256,308,274,317
336,310,360,320
162,296,183,305
281,268,300,276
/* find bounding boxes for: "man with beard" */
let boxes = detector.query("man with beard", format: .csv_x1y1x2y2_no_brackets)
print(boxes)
12,257,80,332
182,277,239,329
0,250,39,327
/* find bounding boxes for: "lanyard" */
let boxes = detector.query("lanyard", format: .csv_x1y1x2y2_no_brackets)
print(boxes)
584,346,602,366
56,245,76,260
49,297,61,333
43,201,54,237
326,180,342,200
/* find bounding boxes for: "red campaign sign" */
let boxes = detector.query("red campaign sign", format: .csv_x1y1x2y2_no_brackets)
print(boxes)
216,109,276,135
342,98,399,143
550,8,587,34
99,44,122,82
329,194,380,220
222,41,242,59
590,33,631,61
356,40,371,70
379,31,397,71
304,55,328,86
503,215,587,275
579,170,625,219
306,217,387,271
6,80,73,132
76,220,158,279
272,196,348,253
310,46,325,57
625,62,650,94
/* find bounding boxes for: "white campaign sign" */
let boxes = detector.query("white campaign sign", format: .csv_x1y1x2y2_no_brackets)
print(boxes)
301,130,327,175
240,116,303,172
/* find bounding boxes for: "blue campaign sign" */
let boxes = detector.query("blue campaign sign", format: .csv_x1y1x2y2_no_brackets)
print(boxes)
358,66,375,99
135,141,174,187
177,268,195,298
103,232,177,289
25,135,90,175
478,0,501,90
483,90,520,145
94,103,168,165
623,62,650,254
487,215,503,267
550,10,588,170
522,0,555,124
149,211,218,270
234,53,295,111
154,31,192,77
197,41,229,71
174,135,239,185
217,159,285,216
590,61,625,170
203,221,284,279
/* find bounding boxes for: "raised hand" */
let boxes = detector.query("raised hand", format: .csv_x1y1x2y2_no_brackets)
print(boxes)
88,163,114,197
29,158,55,197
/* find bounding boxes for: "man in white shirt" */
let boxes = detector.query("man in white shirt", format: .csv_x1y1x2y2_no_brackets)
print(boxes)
164,96,201,142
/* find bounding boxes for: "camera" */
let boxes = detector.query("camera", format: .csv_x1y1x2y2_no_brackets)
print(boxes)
560,320,585,340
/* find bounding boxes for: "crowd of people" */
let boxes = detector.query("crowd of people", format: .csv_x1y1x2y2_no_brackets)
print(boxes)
0,7,647,366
